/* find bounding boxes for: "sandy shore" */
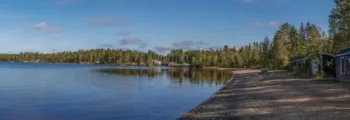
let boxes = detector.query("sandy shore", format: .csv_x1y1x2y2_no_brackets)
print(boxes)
202,67,261,74
178,71,350,120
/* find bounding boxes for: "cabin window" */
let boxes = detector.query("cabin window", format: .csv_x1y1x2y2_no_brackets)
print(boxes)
348,56,350,70
341,57,345,75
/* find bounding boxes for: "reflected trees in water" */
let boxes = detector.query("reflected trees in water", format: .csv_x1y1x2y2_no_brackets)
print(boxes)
95,68,232,85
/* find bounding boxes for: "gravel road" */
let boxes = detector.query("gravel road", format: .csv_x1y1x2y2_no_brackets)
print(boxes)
178,72,350,120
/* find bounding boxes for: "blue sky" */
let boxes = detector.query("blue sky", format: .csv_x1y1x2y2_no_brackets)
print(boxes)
0,0,334,53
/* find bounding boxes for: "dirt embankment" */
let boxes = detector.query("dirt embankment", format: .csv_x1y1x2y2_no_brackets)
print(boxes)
202,67,261,74
178,71,350,120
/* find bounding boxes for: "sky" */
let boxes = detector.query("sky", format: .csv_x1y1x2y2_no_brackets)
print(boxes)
0,0,335,53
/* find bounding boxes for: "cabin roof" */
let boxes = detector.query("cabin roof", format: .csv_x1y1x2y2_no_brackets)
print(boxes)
336,48,350,57
290,57,304,63
291,53,335,63
319,52,336,57
295,57,304,61
307,52,335,57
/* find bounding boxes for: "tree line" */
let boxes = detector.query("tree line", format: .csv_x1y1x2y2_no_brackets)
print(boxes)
0,49,163,66
168,0,345,69
168,21,330,69
0,0,347,69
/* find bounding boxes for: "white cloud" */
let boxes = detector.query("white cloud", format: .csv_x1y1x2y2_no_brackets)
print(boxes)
252,21,281,27
154,40,211,53
34,22,48,29
172,40,194,49
268,21,281,26
120,36,142,45
33,22,61,33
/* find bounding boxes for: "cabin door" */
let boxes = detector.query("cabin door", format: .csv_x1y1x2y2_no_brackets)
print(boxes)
312,60,318,75
340,57,345,75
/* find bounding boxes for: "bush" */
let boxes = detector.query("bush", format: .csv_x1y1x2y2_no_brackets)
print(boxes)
314,70,326,80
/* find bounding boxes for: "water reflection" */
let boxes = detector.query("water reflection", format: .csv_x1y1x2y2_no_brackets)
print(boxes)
0,63,231,120
95,68,232,85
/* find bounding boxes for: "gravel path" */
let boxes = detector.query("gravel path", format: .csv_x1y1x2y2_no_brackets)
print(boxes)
178,72,350,120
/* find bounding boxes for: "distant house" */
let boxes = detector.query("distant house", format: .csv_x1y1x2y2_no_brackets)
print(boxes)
335,48,350,81
289,53,336,77
161,61,176,66
152,60,162,65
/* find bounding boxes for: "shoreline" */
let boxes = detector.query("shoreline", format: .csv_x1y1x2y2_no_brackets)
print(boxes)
203,67,261,74
177,69,261,119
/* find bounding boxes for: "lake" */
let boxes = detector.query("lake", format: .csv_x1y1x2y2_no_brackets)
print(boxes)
0,62,232,120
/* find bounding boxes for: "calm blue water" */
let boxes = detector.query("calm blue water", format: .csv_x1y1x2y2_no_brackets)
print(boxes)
0,62,229,120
